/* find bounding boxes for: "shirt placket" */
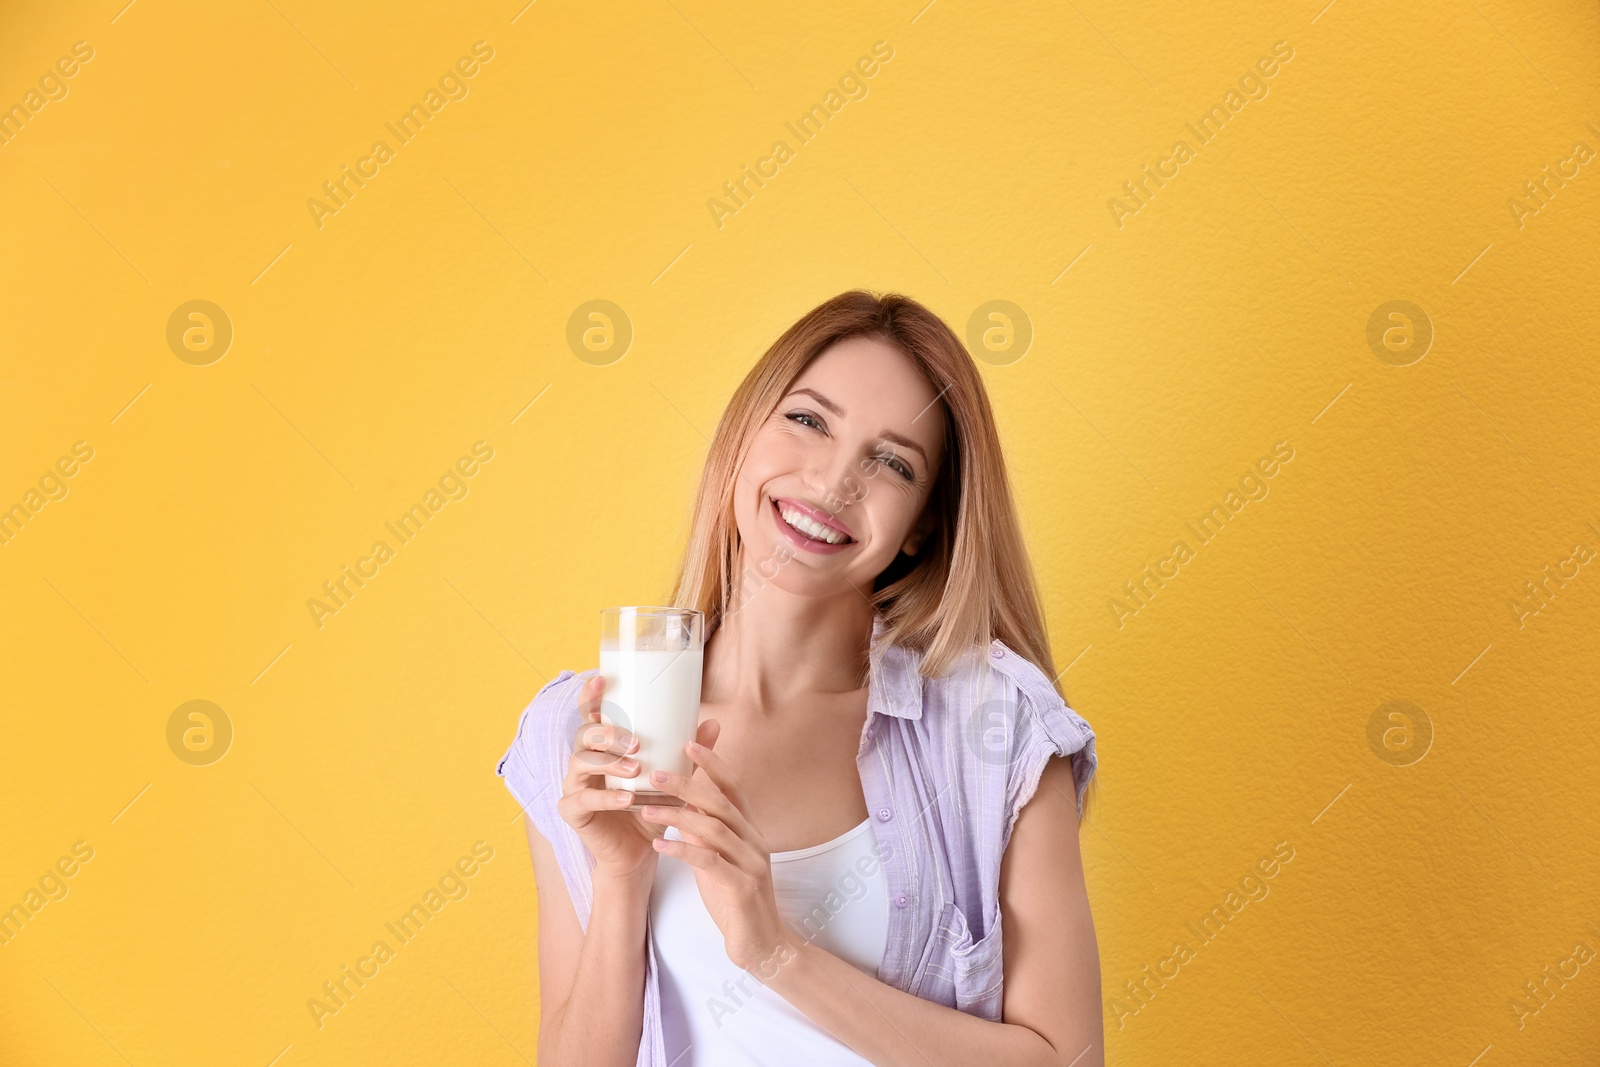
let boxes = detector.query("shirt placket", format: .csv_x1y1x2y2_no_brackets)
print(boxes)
859,712,933,994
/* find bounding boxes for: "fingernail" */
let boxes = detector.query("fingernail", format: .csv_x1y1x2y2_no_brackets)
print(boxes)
651,770,668,784
614,791,631,804
626,736,640,753
618,758,638,772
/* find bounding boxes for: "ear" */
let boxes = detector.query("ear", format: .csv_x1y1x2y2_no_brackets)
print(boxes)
901,506,938,557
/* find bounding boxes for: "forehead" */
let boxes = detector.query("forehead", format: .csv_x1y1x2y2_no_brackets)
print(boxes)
789,336,945,442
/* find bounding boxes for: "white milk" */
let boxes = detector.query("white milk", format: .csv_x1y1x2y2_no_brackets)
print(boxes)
599,646,704,795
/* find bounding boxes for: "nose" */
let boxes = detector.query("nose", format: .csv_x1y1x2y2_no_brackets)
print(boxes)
806,442,865,515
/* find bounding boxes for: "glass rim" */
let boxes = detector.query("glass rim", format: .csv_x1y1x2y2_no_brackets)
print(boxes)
600,605,703,617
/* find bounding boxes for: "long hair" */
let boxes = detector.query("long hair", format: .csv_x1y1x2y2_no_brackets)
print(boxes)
668,290,1092,812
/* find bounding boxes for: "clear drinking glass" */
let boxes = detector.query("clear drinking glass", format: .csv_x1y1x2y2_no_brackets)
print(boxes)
599,606,704,810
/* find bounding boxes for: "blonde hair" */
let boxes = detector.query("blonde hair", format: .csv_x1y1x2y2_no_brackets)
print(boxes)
669,289,1092,812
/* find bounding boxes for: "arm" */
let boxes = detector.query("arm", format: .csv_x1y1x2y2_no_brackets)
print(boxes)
759,753,1103,1066
525,816,654,1067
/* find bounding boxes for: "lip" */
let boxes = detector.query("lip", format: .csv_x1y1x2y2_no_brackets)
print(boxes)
770,497,856,554
773,497,854,538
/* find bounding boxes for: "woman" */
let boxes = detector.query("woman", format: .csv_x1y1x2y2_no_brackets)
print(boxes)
497,290,1101,1065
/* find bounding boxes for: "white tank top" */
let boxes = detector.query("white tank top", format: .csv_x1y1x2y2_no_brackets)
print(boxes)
651,815,890,1065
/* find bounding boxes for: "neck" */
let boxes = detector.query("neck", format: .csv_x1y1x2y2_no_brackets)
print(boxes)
702,555,876,713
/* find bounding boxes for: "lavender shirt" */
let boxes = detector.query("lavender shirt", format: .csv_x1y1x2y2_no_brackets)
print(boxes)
495,614,1098,1066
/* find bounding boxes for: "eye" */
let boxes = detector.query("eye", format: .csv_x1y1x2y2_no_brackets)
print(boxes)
877,451,914,480
785,411,823,430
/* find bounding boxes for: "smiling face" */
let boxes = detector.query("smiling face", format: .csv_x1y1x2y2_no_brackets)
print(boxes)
730,334,948,599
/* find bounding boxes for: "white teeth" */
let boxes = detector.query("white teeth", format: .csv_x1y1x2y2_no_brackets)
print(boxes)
778,504,848,545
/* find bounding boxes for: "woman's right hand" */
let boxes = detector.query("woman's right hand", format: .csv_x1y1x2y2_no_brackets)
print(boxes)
557,674,661,882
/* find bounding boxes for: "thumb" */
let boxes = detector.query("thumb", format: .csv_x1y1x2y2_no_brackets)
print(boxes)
583,674,605,722
695,717,721,750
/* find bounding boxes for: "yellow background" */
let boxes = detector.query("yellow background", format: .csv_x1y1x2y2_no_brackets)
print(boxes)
3,0,1598,1063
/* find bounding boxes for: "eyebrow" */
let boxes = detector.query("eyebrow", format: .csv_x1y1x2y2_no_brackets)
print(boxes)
784,388,929,465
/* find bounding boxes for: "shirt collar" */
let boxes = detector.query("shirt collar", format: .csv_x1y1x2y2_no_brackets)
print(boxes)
868,613,924,721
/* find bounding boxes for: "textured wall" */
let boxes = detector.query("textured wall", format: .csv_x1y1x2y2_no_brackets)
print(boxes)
2,1,1597,1064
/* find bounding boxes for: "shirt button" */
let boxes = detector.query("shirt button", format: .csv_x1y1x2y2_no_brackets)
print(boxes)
895,893,909,908
990,645,1005,659
876,808,891,821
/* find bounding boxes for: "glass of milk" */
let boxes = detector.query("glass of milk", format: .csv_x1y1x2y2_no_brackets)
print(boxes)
599,606,704,809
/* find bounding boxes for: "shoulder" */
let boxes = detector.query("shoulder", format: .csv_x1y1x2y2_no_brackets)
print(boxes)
514,667,595,741
931,638,1098,820
493,668,605,929
984,639,1096,755
494,668,598,812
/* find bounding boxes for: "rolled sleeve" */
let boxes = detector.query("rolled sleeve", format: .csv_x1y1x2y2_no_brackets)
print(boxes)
1003,669,1097,847
496,669,611,923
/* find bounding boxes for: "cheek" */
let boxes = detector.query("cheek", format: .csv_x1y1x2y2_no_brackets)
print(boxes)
735,430,811,507
730,455,781,534
858,489,920,547
730,477,762,537
741,427,799,478
755,429,808,468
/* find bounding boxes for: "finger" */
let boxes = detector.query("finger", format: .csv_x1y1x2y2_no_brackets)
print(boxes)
564,747,639,796
651,835,733,875
694,716,721,751
612,755,642,778
556,785,636,826
640,804,756,867
579,675,608,726
652,834,761,897
682,739,753,819
573,721,639,758
579,673,607,723
648,766,757,844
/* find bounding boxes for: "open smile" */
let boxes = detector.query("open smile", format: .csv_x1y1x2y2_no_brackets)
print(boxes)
770,497,856,554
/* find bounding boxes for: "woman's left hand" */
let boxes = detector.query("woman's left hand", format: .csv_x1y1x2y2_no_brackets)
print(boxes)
640,723,796,975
